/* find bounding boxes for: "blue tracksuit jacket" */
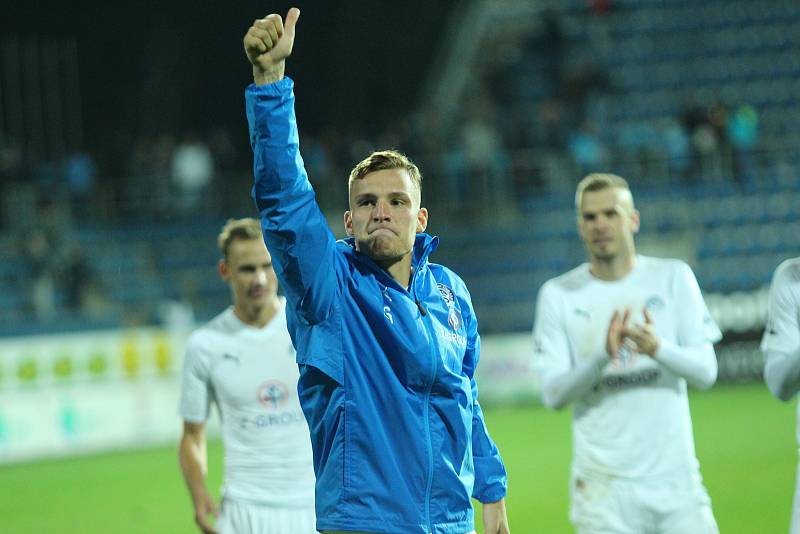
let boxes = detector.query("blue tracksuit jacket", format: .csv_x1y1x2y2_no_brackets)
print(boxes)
246,78,507,534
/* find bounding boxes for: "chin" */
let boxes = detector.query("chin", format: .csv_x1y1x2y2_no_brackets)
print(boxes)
592,250,617,261
362,236,400,259
247,295,269,307
366,248,403,262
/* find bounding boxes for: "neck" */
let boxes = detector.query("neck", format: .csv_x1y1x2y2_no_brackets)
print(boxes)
590,252,637,281
233,295,280,328
378,254,414,288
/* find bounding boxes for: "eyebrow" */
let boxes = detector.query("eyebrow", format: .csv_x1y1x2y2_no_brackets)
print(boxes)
237,260,272,269
355,191,413,202
581,206,619,217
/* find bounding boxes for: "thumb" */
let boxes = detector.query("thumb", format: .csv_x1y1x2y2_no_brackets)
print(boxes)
284,7,300,38
643,307,653,324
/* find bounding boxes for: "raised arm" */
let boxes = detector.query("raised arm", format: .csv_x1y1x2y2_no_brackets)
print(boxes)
243,9,337,324
243,8,300,85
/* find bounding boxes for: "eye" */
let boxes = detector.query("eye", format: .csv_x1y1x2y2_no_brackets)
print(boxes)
358,199,375,207
391,198,406,206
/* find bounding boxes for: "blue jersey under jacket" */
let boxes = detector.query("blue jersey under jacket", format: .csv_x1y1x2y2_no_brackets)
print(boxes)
246,78,507,534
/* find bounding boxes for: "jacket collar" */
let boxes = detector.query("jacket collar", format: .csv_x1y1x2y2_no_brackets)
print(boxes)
338,233,439,274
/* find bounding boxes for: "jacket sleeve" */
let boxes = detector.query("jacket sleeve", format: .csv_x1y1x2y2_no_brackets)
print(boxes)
462,297,508,503
245,78,337,325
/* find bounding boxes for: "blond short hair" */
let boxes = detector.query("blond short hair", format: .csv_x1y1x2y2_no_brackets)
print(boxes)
217,218,262,261
575,173,634,212
348,150,422,199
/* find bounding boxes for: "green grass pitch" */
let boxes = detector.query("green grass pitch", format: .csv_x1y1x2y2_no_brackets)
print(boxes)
1,384,795,533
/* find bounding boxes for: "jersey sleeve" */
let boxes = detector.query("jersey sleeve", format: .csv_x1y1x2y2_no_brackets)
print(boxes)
532,281,572,378
178,335,213,423
761,260,800,354
673,261,722,347
246,78,338,326
532,280,609,408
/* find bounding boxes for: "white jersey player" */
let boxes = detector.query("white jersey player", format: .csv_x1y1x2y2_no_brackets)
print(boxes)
761,257,800,534
533,173,720,533
178,218,315,534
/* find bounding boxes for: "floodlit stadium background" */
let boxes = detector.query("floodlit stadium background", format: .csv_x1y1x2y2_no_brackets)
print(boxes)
1,1,798,532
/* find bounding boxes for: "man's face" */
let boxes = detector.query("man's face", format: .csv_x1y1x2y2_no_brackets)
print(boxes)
578,188,639,261
219,238,277,309
344,168,428,263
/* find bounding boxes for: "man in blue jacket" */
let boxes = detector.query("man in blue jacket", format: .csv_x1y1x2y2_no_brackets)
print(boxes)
243,8,509,534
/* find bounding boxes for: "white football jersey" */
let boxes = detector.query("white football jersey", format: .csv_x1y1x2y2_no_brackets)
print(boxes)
533,256,721,479
761,257,800,444
179,299,315,506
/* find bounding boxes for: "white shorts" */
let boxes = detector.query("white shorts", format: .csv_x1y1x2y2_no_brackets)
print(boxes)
570,472,718,534
216,499,316,534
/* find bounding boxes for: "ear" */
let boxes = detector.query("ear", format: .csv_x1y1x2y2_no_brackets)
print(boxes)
218,259,230,281
631,209,641,234
416,207,429,233
343,211,354,236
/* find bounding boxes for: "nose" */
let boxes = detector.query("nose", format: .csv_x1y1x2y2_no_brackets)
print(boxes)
593,214,610,231
254,268,268,286
372,200,390,221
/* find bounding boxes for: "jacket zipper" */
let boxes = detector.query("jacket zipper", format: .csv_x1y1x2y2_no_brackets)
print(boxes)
411,283,436,534
372,246,437,532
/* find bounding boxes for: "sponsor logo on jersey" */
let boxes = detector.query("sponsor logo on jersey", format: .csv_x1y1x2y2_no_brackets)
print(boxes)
239,410,305,429
594,368,661,390
257,380,289,409
441,328,467,347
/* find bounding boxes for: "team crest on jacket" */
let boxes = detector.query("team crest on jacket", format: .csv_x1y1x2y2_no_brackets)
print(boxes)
437,283,455,308
438,283,463,332
448,308,462,331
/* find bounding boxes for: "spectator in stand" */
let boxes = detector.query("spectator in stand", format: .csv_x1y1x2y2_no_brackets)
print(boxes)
172,132,214,213
727,104,759,189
